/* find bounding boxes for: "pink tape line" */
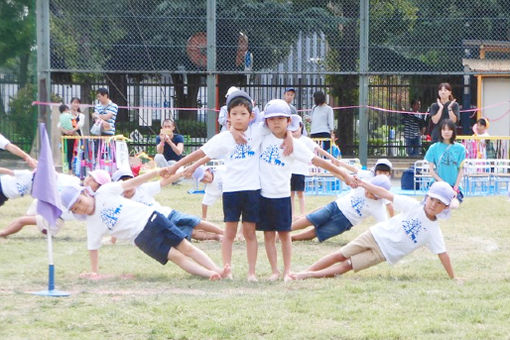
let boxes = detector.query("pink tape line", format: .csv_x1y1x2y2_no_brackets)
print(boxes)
32,101,220,112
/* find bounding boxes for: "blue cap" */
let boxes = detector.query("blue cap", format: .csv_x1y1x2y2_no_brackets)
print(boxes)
285,87,296,93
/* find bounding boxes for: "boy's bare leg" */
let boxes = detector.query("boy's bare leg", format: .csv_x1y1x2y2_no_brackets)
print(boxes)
263,231,279,281
291,216,313,231
175,239,223,275
307,250,347,272
297,191,306,216
278,231,293,282
168,248,220,280
222,222,238,279
195,220,224,236
242,221,258,282
290,191,296,219
291,228,317,242
191,229,222,242
201,204,208,220
0,216,37,237
294,260,352,280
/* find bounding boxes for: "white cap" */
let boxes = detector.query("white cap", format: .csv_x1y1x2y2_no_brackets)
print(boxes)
192,166,206,187
375,158,393,170
60,185,85,210
369,175,392,191
225,86,240,98
112,168,134,182
288,114,302,132
263,99,291,119
428,181,456,206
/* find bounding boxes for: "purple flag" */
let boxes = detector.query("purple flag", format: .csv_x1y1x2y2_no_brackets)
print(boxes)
32,123,62,227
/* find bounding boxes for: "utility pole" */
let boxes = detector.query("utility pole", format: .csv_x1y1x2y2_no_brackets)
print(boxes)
206,0,217,138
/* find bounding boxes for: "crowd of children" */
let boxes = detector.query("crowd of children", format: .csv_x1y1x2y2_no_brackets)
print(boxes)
0,89,473,284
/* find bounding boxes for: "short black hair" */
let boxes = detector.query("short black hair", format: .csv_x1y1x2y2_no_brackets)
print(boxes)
59,104,69,113
313,91,326,106
96,87,109,97
375,164,391,173
476,118,487,127
438,119,457,143
227,97,252,114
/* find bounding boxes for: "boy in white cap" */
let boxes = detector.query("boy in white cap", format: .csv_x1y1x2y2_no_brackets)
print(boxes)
257,99,356,282
291,175,390,242
192,165,225,220
61,168,227,280
293,181,460,282
111,168,223,242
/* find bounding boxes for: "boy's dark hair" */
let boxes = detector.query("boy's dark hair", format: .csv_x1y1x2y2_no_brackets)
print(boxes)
438,119,456,143
374,164,391,173
96,87,109,97
59,104,69,113
227,97,252,114
313,91,326,106
476,118,487,127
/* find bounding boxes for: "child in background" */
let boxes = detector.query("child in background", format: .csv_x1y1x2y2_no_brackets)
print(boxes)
192,165,225,221
293,180,461,283
111,168,223,242
58,104,77,170
472,117,493,159
258,100,356,281
425,119,466,205
291,175,390,242
0,167,34,208
289,114,343,218
61,168,227,280
472,117,490,137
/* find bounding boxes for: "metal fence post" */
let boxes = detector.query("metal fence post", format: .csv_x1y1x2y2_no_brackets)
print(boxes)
206,0,217,139
358,0,369,167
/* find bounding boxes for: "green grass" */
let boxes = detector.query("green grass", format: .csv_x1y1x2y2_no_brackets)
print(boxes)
1,182,510,339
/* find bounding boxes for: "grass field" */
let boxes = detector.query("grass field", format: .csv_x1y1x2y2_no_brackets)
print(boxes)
1,181,510,339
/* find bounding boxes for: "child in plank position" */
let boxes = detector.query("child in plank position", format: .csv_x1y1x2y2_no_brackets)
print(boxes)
192,165,225,221
258,101,356,281
111,168,223,242
167,90,292,281
291,174,390,242
61,168,227,280
293,180,460,282
0,167,34,208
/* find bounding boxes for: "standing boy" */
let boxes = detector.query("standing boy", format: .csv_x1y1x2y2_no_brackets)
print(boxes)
258,99,356,282
293,181,460,282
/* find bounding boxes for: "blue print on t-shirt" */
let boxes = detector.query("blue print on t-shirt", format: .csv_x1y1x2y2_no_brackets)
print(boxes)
101,204,123,230
230,144,255,160
16,182,29,196
350,195,365,216
402,218,425,244
260,144,285,167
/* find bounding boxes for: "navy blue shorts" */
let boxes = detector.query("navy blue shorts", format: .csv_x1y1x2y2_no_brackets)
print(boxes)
167,209,201,240
256,196,292,232
222,190,261,223
291,174,305,192
306,201,353,242
134,211,186,265
0,180,7,207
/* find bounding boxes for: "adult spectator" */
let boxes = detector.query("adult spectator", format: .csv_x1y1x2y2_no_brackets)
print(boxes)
283,87,297,115
154,119,184,167
0,132,37,168
306,91,334,150
402,99,426,157
428,82,459,143
70,97,85,136
92,87,118,136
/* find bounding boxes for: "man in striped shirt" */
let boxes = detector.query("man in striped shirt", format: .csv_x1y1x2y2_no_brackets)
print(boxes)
93,88,118,136
402,99,425,157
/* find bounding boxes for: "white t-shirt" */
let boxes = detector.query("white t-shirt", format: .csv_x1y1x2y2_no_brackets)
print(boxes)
131,181,172,216
201,124,265,192
86,182,154,250
203,165,225,206
0,133,10,149
370,195,446,264
335,187,387,225
0,170,33,199
259,135,315,198
291,136,317,176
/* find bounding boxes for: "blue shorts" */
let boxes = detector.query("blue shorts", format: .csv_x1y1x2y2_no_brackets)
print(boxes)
291,174,305,192
167,209,201,240
222,190,261,223
256,196,292,232
306,201,353,242
134,211,186,265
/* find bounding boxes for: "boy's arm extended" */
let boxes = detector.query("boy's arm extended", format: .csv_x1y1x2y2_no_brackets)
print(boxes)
311,157,356,187
314,147,341,166
0,167,15,176
79,249,102,279
358,178,394,202
182,156,212,178
438,252,457,280
121,168,169,192
167,149,207,175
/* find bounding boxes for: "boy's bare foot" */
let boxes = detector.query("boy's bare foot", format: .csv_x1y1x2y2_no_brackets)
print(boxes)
291,271,310,280
283,273,294,282
216,234,224,242
235,235,245,242
247,274,258,282
268,272,280,281
209,272,222,281
222,264,233,279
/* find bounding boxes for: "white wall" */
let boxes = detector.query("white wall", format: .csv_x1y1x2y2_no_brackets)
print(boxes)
482,77,510,136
